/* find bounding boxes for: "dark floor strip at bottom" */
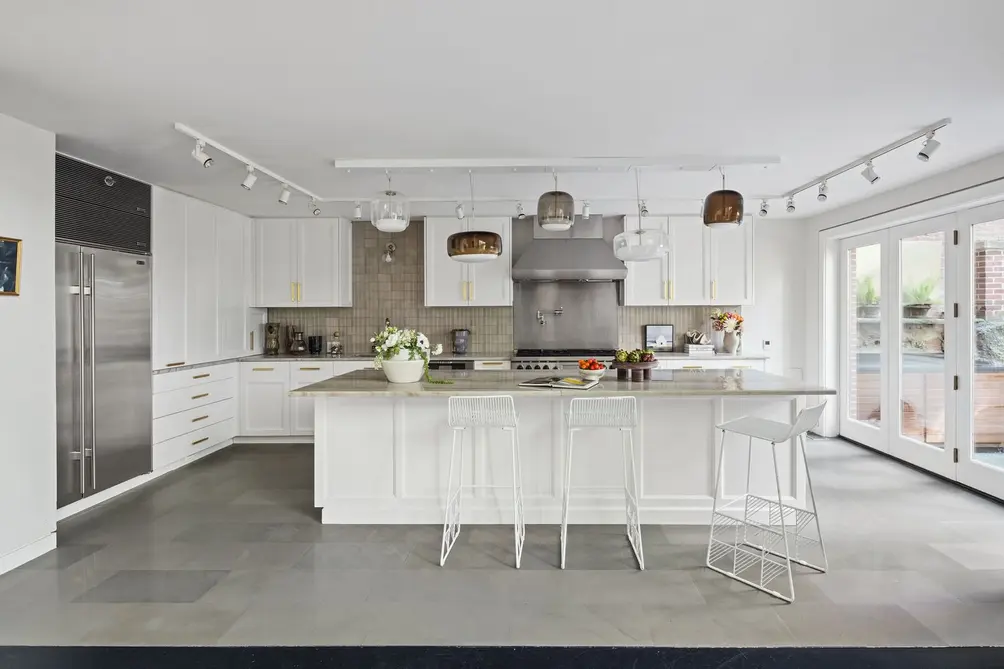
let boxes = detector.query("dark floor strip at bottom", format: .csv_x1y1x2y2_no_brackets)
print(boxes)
3,646,1004,669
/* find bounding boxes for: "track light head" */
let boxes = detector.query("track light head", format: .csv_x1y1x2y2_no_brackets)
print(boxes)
516,202,525,220
817,182,828,202
310,199,321,216
353,202,362,219
191,140,213,168
582,201,591,218
241,165,258,191
278,184,291,205
455,202,465,219
639,200,649,217
786,196,795,214
758,200,769,217
861,161,880,184
918,132,940,162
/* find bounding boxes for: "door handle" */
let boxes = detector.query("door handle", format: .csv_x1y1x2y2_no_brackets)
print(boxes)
250,330,254,350
297,282,302,302
661,281,667,300
668,280,674,300
461,281,467,301
290,282,295,302
77,250,86,495
191,415,209,423
711,280,717,300
468,281,474,302
88,253,97,490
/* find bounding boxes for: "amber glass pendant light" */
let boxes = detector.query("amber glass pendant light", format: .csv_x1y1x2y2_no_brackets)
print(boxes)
703,168,743,228
447,171,502,263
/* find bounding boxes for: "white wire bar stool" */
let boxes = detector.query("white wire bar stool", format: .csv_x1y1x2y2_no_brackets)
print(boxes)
561,396,644,570
440,395,525,568
706,401,829,603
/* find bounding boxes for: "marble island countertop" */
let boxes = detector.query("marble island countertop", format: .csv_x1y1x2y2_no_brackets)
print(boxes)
292,369,833,397
238,352,511,362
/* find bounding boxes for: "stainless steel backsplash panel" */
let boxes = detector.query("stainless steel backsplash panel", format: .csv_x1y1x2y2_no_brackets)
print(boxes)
513,282,619,350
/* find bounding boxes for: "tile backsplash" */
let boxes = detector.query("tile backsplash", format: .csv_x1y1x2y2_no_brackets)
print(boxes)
268,219,736,355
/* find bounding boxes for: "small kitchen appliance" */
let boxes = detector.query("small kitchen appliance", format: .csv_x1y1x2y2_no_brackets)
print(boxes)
451,328,471,355
287,327,308,356
263,322,281,356
308,335,323,355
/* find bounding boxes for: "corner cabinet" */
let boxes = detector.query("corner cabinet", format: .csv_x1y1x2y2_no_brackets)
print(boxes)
252,218,352,308
152,187,265,371
622,215,753,306
424,217,512,307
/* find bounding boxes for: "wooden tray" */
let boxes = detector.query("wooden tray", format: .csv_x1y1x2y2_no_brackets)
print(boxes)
610,360,658,381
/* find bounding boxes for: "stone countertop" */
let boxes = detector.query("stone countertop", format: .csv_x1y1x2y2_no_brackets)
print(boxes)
653,352,769,360
291,369,834,398
239,353,511,363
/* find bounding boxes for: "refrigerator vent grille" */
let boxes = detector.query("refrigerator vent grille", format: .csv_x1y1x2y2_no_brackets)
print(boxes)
56,154,151,218
56,196,151,254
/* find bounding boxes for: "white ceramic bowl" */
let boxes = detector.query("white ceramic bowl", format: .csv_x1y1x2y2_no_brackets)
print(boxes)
578,367,606,381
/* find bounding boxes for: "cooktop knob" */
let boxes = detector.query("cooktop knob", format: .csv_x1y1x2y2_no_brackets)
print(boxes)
533,364,541,370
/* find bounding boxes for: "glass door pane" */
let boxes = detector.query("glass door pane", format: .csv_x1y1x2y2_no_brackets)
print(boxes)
972,220,1004,468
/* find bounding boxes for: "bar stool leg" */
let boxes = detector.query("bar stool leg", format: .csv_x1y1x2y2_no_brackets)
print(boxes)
770,443,796,602
706,429,727,568
509,426,525,569
560,428,575,569
800,433,829,571
622,427,644,570
440,427,464,567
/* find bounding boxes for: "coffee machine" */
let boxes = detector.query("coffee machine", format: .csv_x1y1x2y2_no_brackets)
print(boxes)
263,323,281,356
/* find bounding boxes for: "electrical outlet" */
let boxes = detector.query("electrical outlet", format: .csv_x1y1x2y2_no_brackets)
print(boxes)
763,340,772,350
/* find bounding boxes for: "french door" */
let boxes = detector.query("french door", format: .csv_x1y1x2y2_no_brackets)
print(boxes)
840,204,1004,500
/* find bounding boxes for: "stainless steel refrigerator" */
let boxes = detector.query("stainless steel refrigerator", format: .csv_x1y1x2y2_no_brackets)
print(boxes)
55,154,152,508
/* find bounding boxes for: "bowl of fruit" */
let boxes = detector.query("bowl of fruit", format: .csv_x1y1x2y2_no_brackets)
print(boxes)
577,358,607,381
611,349,658,381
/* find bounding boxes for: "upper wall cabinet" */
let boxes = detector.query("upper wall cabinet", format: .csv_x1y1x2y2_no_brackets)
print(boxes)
151,187,265,371
623,215,752,306
253,218,352,308
424,217,512,307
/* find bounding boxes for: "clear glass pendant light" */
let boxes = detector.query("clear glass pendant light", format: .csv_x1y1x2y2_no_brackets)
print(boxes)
613,169,669,262
371,172,410,233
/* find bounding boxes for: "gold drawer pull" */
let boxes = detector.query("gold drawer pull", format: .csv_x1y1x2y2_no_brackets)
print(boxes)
191,437,209,446
253,367,274,371
191,393,209,400
166,361,186,368
733,365,752,369
683,365,703,369
191,415,209,423
193,373,210,379
481,361,504,366
299,366,321,371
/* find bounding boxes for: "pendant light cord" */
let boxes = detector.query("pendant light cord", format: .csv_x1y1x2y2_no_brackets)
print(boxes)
468,170,475,222
635,168,642,216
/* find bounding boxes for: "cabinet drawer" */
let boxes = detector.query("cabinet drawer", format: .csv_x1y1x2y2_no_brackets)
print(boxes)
240,361,289,383
153,397,236,444
662,359,763,371
330,361,373,376
474,360,510,371
153,377,236,419
153,418,235,471
291,362,335,389
154,362,238,394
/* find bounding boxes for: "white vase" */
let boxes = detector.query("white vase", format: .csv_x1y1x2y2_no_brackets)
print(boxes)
723,331,740,355
711,329,725,353
381,359,425,383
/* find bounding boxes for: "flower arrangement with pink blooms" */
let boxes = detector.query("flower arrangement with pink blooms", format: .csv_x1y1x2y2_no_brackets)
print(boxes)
711,310,744,333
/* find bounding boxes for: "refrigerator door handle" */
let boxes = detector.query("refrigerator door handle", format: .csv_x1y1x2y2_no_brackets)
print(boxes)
89,252,97,489
77,250,86,495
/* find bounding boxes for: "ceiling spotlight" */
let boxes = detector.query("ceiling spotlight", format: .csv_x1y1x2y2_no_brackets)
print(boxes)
278,184,291,205
918,132,940,162
817,181,828,202
516,201,525,220
582,201,591,218
455,202,465,219
240,166,258,191
191,140,213,168
861,161,880,184
639,200,649,217
310,199,321,216
758,200,769,217
353,202,362,219
786,196,796,213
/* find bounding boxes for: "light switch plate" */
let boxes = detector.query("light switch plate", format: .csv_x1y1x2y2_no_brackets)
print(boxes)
763,340,772,350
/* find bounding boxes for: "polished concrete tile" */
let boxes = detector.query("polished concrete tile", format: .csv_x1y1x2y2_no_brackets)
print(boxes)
2,438,1002,646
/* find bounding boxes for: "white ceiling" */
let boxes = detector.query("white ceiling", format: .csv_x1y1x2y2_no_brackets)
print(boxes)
1,0,1003,219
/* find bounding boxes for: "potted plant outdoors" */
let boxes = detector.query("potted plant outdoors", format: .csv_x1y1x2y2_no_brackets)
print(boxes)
371,325,445,383
856,276,880,318
902,278,939,319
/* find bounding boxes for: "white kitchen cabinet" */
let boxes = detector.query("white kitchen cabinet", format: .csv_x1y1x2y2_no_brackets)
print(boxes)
424,217,512,307
708,215,754,306
623,216,672,306
670,216,710,305
239,363,291,436
185,198,219,365
657,358,765,372
290,362,334,435
253,219,352,307
242,219,265,355
151,188,188,369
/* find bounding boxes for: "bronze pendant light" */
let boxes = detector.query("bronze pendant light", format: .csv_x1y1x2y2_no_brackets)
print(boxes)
537,171,574,231
703,168,743,228
447,171,502,263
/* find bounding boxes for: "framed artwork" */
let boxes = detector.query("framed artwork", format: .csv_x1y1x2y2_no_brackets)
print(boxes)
644,324,674,352
0,236,22,296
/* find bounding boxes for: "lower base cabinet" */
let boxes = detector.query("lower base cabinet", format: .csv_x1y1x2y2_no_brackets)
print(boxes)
657,358,766,371
240,360,373,437
152,362,238,470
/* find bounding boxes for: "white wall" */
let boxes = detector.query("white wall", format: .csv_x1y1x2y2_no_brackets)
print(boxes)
742,219,807,380
0,113,56,573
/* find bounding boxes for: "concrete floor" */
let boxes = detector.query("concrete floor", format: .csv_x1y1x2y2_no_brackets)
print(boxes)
2,438,1004,646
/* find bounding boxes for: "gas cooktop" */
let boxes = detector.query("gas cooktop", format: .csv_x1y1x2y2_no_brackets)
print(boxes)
513,349,616,358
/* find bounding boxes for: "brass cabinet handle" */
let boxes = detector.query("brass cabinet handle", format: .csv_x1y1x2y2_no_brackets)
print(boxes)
661,281,667,300
299,366,321,371
250,331,254,350
191,392,209,400
669,280,674,300
297,282,302,302
481,361,504,366
468,281,474,302
290,282,295,302
683,365,703,369
191,415,209,423
192,437,209,445
732,365,752,369
253,367,274,371
712,280,717,300
193,373,210,379
166,361,186,368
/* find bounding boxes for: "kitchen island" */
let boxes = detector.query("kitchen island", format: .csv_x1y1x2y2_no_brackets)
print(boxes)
294,369,835,525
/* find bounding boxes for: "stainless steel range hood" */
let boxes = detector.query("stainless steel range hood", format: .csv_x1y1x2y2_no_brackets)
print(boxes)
511,216,627,282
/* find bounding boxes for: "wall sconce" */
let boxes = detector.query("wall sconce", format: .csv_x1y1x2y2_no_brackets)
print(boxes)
382,243,396,264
